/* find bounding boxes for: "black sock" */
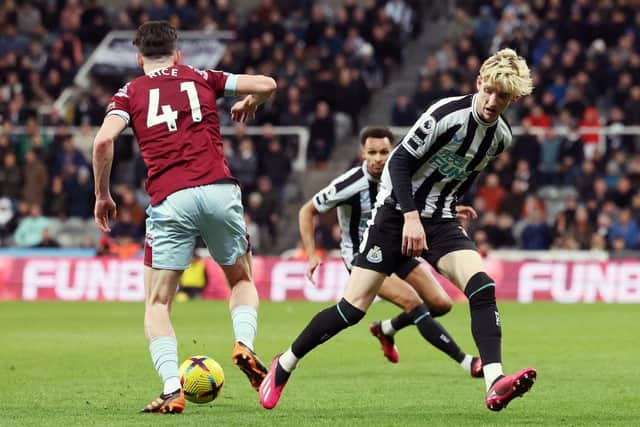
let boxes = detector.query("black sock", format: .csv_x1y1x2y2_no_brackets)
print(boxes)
410,304,466,363
290,298,366,359
465,272,501,364
390,311,413,332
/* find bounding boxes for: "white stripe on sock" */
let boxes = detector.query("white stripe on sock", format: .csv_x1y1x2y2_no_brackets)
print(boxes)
460,354,472,373
483,362,504,391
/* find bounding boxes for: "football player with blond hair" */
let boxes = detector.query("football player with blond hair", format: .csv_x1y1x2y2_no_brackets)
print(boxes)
260,49,537,412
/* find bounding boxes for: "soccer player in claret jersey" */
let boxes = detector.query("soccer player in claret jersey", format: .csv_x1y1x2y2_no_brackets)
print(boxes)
299,126,482,376
92,21,276,414
260,49,536,412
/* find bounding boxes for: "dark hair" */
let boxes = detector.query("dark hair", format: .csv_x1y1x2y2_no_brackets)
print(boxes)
133,21,177,59
359,126,395,146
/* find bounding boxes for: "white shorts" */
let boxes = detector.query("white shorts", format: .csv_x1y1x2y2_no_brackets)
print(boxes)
144,183,248,270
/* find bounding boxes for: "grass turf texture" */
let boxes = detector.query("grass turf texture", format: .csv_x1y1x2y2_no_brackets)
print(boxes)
1,301,638,426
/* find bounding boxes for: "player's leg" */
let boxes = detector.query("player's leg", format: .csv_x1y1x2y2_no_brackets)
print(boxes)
437,250,536,410
140,196,196,413
370,260,451,360
198,183,267,390
403,261,452,317
373,267,482,376
259,204,404,409
374,258,449,337
369,274,421,363
401,265,482,375
141,267,187,413
260,266,386,409
437,251,501,384
219,251,269,391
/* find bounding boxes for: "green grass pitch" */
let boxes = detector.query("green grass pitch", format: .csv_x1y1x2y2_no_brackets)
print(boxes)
1,301,638,426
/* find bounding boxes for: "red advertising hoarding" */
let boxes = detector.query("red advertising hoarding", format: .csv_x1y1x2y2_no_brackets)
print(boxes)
0,256,639,303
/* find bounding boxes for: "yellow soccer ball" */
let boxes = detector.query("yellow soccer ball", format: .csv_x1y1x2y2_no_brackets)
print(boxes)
179,355,225,403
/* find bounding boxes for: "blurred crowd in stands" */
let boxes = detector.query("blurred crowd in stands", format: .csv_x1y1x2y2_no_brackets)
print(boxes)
2,0,639,256
387,0,640,253
0,0,420,254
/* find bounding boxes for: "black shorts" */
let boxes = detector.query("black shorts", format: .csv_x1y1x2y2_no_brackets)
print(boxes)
348,253,420,280
354,204,476,276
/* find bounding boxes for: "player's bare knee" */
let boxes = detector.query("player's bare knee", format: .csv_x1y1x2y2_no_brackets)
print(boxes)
221,257,252,287
401,295,424,313
146,285,174,306
429,297,452,316
147,292,172,306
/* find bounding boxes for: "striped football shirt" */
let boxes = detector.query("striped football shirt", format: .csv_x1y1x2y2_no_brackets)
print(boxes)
378,93,512,219
312,161,378,267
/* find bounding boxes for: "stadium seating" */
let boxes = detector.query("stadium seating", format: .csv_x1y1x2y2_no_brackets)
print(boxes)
0,0,419,254
392,2,640,251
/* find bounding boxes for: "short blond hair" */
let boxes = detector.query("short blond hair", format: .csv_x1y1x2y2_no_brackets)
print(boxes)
479,48,533,97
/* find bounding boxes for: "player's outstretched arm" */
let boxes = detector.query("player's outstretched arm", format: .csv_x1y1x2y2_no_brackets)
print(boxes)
299,200,322,284
92,115,127,232
236,75,277,106
235,75,277,98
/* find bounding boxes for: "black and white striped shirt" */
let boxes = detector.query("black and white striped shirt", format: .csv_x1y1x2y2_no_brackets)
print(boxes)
378,94,512,219
312,161,378,267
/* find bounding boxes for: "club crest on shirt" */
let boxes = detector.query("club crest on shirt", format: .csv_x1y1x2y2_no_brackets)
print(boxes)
421,116,436,134
366,245,383,263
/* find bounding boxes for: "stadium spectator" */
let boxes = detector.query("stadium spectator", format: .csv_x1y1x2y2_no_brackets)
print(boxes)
500,179,527,221
16,117,50,162
109,208,143,245
45,175,66,218
307,101,335,166
481,211,516,249
608,208,639,249
0,151,22,202
568,206,595,250
580,107,603,159
477,173,506,214
37,228,60,248
260,137,291,193
536,128,562,187
391,95,417,126
519,198,552,250
244,213,261,254
14,203,50,248
116,185,144,225
510,118,540,173
228,137,259,193
53,135,89,176
22,149,48,207
64,166,94,219
0,197,18,245
334,67,364,134
255,175,281,243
